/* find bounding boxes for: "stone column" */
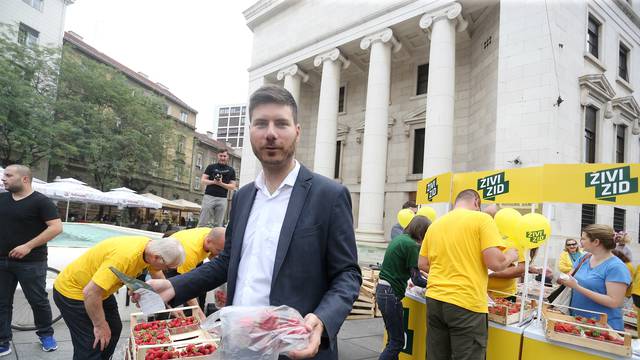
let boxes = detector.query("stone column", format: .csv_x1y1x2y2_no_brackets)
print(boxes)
276,64,309,105
239,76,265,186
313,49,350,178
356,28,401,243
419,2,467,178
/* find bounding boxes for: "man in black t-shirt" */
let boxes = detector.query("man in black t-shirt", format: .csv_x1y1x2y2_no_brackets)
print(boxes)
198,150,236,227
0,165,63,356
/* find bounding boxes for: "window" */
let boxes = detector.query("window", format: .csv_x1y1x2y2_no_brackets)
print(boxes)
238,138,243,148
241,107,246,115
180,111,188,123
228,138,238,147
176,136,185,154
230,117,239,127
18,23,39,46
218,129,227,137
23,0,43,11
616,124,626,163
219,108,229,116
174,166,182,182
587,15,600,58
581,204,596,230
338,86,346,113
619,43,630,81
334,141,342,179
416,63,429,95
412,128,425,174
231,107,241,116
228,128,239,136
585,106,597,163
196,152,203,169
613,207,626,232
164,104,171,115
194,176,201,190
219,118,228,127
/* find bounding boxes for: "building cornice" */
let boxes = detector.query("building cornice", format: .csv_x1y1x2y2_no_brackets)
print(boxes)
612,0,640,29
579,74,616,117
243,0,300,31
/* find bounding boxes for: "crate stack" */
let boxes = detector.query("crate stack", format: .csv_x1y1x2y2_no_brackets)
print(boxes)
348,267,380,320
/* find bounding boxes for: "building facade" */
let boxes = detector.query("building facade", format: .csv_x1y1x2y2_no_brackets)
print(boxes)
241,0,640,263
0,0,72,47
61,32,204,201
214,104,248,149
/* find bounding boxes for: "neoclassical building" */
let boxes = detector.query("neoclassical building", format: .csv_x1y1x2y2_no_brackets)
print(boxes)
239,0,640,263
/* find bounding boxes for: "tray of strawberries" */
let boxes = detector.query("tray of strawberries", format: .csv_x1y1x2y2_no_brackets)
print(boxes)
487,298,535,325
127,306,219,360
543,309,631,357
623,308,637,327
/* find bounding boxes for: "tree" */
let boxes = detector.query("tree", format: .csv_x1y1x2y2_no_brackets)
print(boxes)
56,45,172,191
0,24,76,167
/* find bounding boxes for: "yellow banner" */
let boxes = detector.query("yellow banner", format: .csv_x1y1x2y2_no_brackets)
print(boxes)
452,166,544,204
416,172,452,205
543,163,640,205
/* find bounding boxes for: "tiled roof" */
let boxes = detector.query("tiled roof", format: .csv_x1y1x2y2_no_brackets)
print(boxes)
63,31,198,114
195,132,240,157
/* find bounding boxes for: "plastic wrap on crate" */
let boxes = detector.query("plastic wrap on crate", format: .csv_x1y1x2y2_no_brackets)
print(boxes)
201,305,310,360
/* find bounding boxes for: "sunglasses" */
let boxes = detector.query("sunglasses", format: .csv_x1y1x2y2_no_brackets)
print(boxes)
566,243,578,246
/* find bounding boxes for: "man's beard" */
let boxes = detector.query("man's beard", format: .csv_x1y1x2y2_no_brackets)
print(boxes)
253,142,296,168
5,183,23,193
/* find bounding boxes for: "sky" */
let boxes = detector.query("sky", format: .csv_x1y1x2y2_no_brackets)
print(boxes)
64,0,256,133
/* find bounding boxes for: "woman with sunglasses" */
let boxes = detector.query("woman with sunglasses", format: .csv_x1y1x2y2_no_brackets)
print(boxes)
558,238,583,274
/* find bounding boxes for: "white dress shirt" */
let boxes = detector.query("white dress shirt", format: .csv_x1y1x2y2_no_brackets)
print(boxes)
232,160,301,306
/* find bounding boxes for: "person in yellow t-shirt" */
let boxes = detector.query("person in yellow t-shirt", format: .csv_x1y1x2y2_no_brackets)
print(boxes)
418,189,518,360
482,205,526,300
163,227,225,318
53,236,185,360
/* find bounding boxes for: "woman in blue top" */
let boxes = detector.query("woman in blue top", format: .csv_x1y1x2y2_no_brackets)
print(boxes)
559,224,631,330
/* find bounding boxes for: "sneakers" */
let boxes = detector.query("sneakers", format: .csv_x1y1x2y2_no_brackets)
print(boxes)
0,343,11,357
39,336,58,352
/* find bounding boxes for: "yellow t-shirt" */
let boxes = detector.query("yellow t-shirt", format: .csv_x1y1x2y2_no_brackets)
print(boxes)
419,208,504,313
54,236,150,300
172,227,211,274
487,247,525,298
625,262,635,297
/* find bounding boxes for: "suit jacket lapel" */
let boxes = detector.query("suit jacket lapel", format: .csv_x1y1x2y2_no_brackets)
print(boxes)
271,166,312,289
228,185,257,291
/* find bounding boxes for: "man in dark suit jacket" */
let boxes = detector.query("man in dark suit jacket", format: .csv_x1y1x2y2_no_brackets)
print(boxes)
144,85,361,359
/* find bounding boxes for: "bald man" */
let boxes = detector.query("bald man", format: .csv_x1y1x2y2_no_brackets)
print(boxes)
162,227,225,318
0,165,63,355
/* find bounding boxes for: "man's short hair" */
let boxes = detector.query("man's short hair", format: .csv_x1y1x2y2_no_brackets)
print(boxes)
8,164,33,183
249,85,298,124
454,189,480,204
402,201,417,209
218,149,228,155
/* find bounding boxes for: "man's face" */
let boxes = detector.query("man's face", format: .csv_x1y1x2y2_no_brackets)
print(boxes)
250,103,300,168
2,166,26,193
205,237,225,257
217,152,228,165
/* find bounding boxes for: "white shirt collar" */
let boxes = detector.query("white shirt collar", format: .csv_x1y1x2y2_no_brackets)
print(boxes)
254,160,300,197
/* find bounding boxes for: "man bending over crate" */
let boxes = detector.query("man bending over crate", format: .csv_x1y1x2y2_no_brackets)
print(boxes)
53,237,185,360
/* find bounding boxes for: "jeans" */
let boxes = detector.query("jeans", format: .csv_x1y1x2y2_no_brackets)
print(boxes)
0,259,54,344
53,289,122,360
376,283,404,360
426,297,488,360
198,195,227,227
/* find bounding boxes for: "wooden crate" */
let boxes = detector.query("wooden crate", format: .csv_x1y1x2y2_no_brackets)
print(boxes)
128,306,219,360
542,308,631,357
487,300,536,325
349,267,379,320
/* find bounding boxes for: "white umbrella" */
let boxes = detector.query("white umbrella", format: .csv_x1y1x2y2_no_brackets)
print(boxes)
35,177,118,221
103,187,162,209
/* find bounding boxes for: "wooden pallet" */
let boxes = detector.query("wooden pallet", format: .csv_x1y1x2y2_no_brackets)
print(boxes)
542,306,631,357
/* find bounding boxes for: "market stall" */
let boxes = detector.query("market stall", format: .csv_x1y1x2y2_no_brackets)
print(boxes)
386,163,640,359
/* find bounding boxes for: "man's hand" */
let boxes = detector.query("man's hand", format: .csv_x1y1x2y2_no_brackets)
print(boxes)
9,244,32,259
93,321,111,351
130,279,176,304
288,313,324,359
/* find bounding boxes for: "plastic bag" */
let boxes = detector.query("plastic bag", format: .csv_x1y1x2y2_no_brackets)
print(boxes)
212,283,227,309
201,305,310,360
